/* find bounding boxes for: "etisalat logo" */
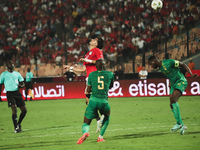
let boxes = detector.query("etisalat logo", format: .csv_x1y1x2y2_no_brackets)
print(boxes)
22,85,65,98
108,80,200,97
108,81,123,96
1,85,65,99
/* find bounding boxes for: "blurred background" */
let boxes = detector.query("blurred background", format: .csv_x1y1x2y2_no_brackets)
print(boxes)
0,0,199,81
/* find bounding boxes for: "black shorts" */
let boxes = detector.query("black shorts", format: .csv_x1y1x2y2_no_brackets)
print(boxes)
25,81,33,90
6,91,25,107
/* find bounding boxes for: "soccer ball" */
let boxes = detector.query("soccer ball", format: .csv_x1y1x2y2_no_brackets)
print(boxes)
151,0,163,10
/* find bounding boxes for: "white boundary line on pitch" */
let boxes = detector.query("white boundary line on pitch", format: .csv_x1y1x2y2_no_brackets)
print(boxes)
0,122,199,133
0,123,199,140
26,122,200,130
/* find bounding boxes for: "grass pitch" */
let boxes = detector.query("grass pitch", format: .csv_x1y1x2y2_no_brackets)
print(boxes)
0,96,200,150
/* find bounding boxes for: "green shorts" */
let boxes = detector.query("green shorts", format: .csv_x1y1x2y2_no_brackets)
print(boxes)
170,80,188,94
85,100,110,120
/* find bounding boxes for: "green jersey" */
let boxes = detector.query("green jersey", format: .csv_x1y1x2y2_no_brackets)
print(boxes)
87,70,114,102
0,71,24,92
160,59,187,85
26,72,33,82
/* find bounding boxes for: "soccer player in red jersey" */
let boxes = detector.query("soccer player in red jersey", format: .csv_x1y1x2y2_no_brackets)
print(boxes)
63,35,104,133
79,36,104,103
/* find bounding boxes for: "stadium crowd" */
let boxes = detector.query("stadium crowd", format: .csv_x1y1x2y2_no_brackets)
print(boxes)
0,0,199,72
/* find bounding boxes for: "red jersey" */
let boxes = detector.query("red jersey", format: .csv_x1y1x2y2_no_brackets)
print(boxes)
83,48,103,77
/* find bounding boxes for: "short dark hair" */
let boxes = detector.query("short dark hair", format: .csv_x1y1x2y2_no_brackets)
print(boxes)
97,36,104,49
148,55,156,62
96,59,106,70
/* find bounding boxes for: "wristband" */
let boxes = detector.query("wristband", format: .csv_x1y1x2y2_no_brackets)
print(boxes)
85,58,93,63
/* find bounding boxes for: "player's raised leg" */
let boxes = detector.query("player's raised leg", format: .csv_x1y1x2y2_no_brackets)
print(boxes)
170,90,185,133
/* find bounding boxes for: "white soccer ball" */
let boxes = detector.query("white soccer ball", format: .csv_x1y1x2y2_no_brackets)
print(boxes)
151,0,163,10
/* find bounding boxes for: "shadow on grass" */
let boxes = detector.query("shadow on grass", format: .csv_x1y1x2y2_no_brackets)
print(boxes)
0,139,75,149
108,130,200,140
25,125,71,132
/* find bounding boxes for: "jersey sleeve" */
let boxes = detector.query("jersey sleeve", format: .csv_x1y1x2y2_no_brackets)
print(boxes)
18,72,24,82
0,73,4,84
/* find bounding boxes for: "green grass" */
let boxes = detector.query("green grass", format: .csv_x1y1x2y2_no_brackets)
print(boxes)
0,96,200,150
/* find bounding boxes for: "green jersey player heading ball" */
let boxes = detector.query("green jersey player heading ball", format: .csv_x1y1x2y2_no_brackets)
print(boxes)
148,56,198,135
77,59,114,144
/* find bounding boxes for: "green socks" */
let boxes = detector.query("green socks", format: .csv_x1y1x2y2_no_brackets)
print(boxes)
82,123,89,134
82,116,110,136
100,116,110,136
171,103,183,126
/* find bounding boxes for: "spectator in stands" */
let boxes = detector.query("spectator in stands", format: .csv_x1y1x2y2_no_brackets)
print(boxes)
114,65,124,80
132,34,139,47
137,37,145,54
64,67,77,82
107,50,116,69
188,58,195,70
0,0,199,74
55,54,62,66
137,63,143,73
116,46,123,65
139,66,148,79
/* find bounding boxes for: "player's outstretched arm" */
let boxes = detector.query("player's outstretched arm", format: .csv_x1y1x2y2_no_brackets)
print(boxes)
179,62,198,78
63,65,86,74
73,66,86,74
79,58,96,64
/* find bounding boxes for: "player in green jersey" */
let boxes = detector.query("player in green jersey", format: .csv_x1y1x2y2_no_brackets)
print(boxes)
0,60,27,133
148,56,198,135
77,59,114,144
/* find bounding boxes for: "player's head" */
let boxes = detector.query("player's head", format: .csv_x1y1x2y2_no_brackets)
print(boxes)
89,35,104,49
27,68,31,72
96,59,106,71
5,60,14,71
148,56,160,69
97,36,104,49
